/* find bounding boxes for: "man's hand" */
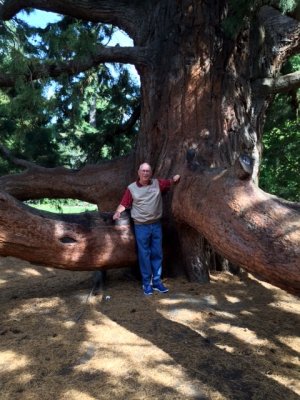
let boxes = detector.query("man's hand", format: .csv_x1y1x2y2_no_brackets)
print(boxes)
172,174,181,184
113,211,121,220
113,205,125,220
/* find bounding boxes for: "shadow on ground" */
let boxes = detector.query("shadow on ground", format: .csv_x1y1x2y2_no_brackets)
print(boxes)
0,256,299,400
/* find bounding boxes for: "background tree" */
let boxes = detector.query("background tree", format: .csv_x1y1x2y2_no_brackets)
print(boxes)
0,14,140,171
260,54,300,202
0,0,299,294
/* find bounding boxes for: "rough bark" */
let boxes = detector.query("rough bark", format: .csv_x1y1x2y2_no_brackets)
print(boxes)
0,0,299,294
0,155,133,210
173,156,300,294
0,190,137,269
178,224,210,283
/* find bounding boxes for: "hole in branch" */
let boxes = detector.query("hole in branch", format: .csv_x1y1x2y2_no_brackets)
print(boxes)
59,236,77,244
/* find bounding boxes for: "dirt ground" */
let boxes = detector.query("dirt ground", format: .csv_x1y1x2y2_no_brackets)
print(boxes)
0,256,299,400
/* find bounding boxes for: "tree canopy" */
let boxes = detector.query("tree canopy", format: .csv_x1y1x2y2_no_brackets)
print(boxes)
0,12,140,173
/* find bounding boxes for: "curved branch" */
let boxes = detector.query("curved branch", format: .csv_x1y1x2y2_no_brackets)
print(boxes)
0,143,36,168
0,154,134,210
257,6,300,74
0,190,137,269
0,0,145,38
252,71,300,96
114,104,140,136
0,46,148,88
173,160,300,295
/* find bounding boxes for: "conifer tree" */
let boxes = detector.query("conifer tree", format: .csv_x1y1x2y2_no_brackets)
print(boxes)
0,0,299,294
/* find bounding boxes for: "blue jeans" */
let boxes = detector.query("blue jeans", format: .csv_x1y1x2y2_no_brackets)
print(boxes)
134,222,163,286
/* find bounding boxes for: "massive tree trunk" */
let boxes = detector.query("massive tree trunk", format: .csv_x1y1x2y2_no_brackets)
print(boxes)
0,1,299,294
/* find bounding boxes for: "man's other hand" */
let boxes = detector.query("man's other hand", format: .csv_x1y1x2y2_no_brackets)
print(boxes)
172,174,181,184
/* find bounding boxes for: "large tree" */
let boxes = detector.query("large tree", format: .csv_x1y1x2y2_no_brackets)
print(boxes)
0,0,299,294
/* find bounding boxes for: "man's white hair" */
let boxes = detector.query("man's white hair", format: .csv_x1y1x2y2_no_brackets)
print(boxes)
138,162,152,171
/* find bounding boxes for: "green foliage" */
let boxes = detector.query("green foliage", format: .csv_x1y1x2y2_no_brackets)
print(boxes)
25,198,97,213
278,0,298,13
281,54,300,75
263,94,296,132
0,82,61,170
260,54,300,202
222,0,255,39
0,15,140,174
260,118,300,201
52,66,139,167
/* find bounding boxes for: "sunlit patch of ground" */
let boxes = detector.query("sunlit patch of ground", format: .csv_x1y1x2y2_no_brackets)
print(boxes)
0,256,299,400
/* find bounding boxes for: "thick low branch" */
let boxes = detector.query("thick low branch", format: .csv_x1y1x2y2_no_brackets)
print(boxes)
0,155,134,210
252,71,300,96
0,190,137,269
173,165,300,295
0,0,145,38
0,46,148,88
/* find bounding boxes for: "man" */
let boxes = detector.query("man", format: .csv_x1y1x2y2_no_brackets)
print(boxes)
113,163,180,295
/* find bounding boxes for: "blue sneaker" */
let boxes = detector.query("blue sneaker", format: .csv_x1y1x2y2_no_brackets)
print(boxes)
152,282,169,293
143,284,153,296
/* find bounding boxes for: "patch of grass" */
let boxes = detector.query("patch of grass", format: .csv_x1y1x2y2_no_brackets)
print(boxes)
25,200,98,214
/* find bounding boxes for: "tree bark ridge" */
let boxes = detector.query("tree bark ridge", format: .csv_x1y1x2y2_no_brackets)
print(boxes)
0,155,133,210
0,190,137,270
173,168,300,294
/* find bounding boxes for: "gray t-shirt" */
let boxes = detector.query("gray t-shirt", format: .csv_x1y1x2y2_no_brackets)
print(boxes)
128,179,163,224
